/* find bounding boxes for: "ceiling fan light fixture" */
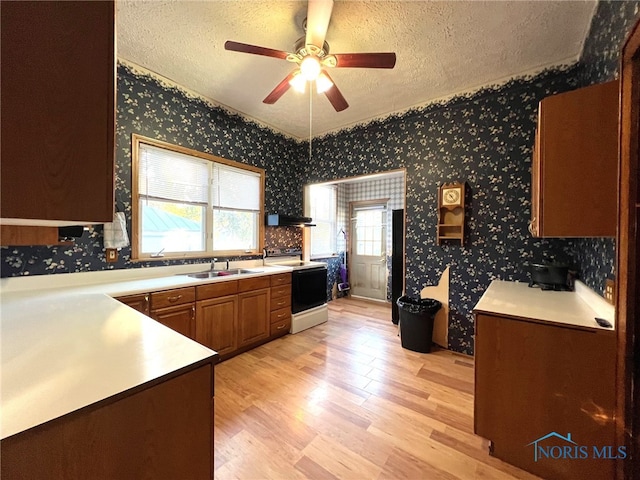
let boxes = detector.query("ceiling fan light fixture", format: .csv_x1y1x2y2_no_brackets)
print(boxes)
289,72,307,93
300,55,321,80
316,72,333,93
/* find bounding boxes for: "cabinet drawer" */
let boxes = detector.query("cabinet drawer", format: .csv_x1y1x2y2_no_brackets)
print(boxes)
270,295,291,311
238,276,270,293
270,307,291,324
270,273,291,286
270,318,291,336
196,280,238,300
150,287,195,310
270,285,291,300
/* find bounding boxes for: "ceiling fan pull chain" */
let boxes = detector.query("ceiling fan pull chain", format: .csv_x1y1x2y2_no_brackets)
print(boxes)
309,84,313,160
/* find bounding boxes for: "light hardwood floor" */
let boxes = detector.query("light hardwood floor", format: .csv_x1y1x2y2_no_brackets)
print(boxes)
214,297,540,479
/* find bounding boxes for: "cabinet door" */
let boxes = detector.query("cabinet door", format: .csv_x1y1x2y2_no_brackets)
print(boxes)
116,293,150,316
195,295,238,356
1,1,115,223
237,288,270,348
151,304,195,339
530,127,541,237
535,81,618,237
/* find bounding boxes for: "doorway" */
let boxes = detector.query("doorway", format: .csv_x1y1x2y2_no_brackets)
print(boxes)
350,201,387,301
303,169,406,306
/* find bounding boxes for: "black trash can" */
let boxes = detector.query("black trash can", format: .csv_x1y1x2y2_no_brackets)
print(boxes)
396,295,442,353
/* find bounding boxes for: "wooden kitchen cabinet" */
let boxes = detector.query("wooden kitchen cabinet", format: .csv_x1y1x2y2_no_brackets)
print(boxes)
474,313,617,480
237,288,271,348
150,287,196,339
531,80,619,237
270,273,292,337
1,362,215,479
115,293,150,316
0,1,115,225
196,295,238,356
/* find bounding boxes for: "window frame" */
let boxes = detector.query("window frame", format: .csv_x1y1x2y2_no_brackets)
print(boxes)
131,134,265,261
305,184,338,259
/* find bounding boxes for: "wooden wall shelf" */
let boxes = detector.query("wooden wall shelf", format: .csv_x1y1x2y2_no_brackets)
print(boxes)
437,182,465,245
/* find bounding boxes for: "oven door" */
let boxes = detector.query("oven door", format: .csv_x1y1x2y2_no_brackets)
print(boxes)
291,267,327,314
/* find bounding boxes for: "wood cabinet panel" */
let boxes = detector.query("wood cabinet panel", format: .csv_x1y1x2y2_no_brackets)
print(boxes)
196,295,238,356
474,313,616,480
196,280,238,300
0,226,60,246
237,288,270,348
151,304,195,339
270,295,291,311
270,307,292,324
270,273,292,287
532,81,618,237
115,293,150,316
270,318,292,337
270,284,291,300
238,276,270,293
1,364,214,479
150,287,195,310
1,1,115,223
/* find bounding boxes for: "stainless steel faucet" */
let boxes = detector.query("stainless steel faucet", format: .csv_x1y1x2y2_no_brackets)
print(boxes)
211,258,230,271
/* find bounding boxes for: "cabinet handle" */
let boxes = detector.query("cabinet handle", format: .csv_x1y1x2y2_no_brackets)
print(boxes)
191,306,195,320
144,295,149,306
167,294,182,303
277,301,285,306
276,324,286,329
277,313,286,318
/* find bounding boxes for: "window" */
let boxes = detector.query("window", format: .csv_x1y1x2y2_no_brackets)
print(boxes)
132,135,264,260
307,184,337,258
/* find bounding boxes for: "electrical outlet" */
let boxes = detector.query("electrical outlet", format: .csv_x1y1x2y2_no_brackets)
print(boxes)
106,248,118,263
604,278,615,305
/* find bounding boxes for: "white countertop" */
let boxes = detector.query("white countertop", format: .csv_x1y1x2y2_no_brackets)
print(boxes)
473,280,615,331
0,263,293,440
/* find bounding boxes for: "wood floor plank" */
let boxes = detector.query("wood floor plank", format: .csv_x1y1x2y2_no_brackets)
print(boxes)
213,297,540,480
302,434,383,479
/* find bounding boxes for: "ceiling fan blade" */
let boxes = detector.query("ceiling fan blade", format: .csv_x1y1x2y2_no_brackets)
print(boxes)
322,71,348,112
333,53,396,69
225,40,289,60
263,72,296,104
306,0,334,49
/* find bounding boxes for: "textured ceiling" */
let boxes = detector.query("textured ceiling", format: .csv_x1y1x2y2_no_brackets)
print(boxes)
117,0,596,139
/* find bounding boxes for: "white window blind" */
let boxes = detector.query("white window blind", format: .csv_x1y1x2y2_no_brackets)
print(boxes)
134,137,265,258
309,184,337,258
212,164,261,210
139,144,209,204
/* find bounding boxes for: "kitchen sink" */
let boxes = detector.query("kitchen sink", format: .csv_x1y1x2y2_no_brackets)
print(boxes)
185,269,262,279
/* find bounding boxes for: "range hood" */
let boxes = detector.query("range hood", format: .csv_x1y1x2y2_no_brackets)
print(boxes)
266,214,315,227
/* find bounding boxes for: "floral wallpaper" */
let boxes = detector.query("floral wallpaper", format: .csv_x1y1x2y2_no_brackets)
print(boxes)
572,0,640,295
2,3,638,357
1,64,302,276
303,65,581,354
265,226,302,251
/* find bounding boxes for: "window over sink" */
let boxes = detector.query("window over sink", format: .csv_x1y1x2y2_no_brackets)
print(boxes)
131,135,265,260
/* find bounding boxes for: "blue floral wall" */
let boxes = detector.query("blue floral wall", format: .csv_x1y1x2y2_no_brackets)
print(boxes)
572,0,640,295
1,64,303,276
2,2,638,357
303,66,581,354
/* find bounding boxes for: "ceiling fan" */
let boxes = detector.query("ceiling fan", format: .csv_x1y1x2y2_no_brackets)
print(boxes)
224,0,396,112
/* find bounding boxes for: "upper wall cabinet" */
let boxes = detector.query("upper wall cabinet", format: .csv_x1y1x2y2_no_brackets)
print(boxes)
530,80,619,238
1,1,115,226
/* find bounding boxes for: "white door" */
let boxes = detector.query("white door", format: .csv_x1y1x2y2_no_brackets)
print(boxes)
350,205,387,300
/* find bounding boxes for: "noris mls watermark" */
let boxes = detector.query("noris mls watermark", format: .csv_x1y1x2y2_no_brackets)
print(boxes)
527,432,627,462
